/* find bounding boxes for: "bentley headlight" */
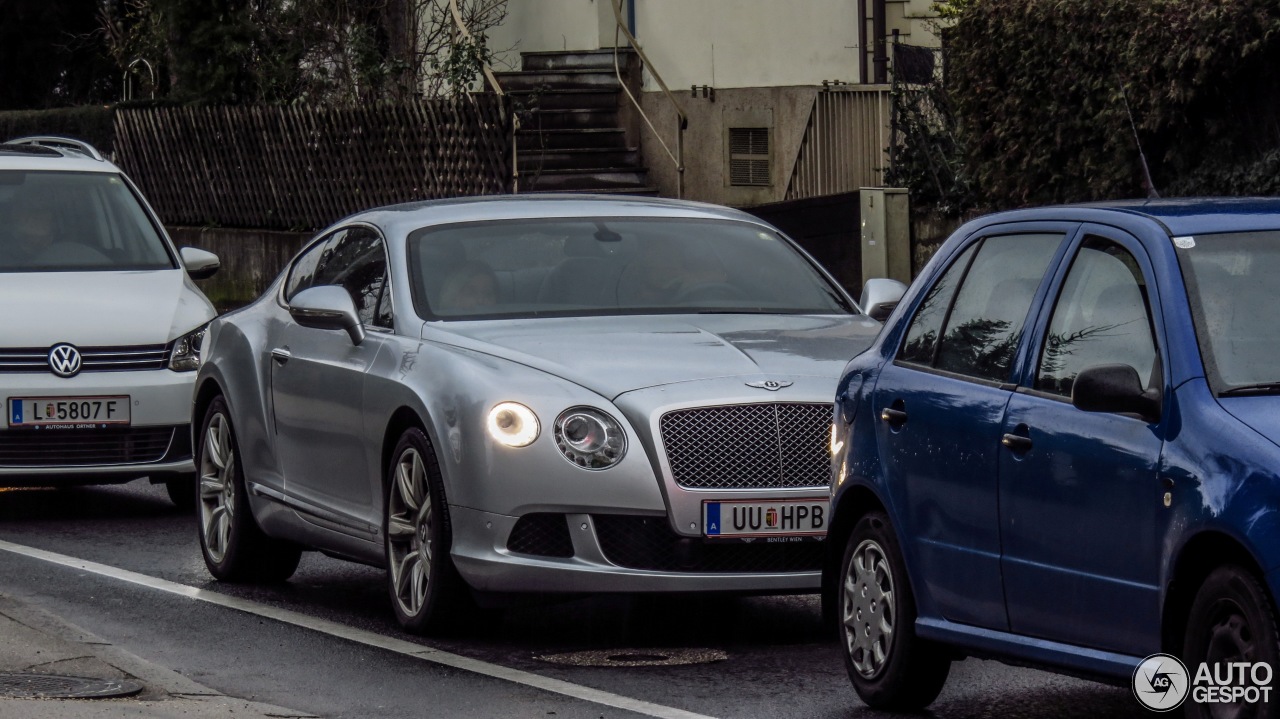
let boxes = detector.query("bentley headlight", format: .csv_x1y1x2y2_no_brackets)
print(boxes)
169,325,207,372
554,407,626,469
487,402,540,447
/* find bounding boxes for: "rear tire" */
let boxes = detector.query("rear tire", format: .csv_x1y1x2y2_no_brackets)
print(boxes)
838,511,950,710
196,396,301,583
1183,566,1280,719
384,427,472,634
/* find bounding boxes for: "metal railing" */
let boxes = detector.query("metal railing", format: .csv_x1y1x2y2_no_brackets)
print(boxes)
610,0,687,198
449,0,519,193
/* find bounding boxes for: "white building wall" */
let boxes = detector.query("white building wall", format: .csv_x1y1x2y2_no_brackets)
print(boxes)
486,0,865,87
629,0,861,90
486,0,601,70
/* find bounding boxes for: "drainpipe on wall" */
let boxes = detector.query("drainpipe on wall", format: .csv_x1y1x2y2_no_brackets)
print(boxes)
857,0,867,84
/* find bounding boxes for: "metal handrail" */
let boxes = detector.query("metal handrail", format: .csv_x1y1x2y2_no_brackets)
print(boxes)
449,0,519,193
610,0,687,198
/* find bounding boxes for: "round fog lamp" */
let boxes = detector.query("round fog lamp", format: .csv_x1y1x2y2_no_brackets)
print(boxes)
554,407,626,469
486,402,539,447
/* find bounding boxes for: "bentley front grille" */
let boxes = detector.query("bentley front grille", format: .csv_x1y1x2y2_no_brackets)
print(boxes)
659,403,832,490
594,514,824,573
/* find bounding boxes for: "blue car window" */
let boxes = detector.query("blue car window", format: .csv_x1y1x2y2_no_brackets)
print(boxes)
1036,238,1157,396
1178,230,1280,392
899,242,978,365
933,233,1062,382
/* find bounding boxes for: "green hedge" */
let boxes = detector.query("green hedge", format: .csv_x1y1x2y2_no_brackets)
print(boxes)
931,0,1280,209
0,106,116,155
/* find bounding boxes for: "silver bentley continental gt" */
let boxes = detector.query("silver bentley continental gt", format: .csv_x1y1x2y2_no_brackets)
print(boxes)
193,195,886,633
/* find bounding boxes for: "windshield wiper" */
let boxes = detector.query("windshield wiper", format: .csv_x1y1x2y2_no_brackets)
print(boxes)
1220,383,1280,397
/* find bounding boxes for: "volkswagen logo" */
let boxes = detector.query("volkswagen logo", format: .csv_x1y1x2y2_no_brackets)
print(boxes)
745,379,793,391
48,343,83,378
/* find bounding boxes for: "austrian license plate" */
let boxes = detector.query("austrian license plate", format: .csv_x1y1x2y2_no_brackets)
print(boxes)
703,498,828,540
8,396,131,428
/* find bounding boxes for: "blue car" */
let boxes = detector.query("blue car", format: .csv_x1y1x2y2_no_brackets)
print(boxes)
826,199,1280,716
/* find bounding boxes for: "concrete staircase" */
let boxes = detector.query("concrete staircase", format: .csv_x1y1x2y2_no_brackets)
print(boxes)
495,49,657,195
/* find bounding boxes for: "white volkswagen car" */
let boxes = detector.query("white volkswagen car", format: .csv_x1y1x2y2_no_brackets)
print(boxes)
0,137,219,506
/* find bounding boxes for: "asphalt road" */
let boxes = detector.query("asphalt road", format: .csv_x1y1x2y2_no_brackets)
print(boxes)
0,481,1149,719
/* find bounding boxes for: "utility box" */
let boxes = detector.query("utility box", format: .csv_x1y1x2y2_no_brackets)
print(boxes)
860,187,911,286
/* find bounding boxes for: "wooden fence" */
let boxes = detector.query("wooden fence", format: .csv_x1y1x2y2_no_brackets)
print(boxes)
113,97,512,231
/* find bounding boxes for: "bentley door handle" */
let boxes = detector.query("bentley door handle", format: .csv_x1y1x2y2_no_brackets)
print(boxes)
1001,433,1033,452
270,347,292,364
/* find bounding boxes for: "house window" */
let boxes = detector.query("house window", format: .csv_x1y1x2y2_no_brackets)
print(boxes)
728,128,770,186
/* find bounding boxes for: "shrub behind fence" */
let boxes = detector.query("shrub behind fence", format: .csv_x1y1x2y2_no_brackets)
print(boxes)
114,97,512,231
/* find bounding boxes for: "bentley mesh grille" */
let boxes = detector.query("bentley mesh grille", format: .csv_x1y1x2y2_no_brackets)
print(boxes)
594,514,824,573
507,513,574,558
659,403,832,489
0,345,169,373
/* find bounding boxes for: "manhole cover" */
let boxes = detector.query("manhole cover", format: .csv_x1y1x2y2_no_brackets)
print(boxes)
536,648,728,668
0,673,143,699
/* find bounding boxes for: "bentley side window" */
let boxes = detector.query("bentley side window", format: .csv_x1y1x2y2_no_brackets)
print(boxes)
285,229,347,302
1036,237,1157,396
309,228,389,327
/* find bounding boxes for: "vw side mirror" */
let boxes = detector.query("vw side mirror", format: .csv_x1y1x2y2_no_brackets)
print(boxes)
180,247,220,280
860,278,907,322
288,286,365,345
1071,364,1160,420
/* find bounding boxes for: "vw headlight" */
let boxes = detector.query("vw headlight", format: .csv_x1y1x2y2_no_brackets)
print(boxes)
554,407,626,469
487,402,540,447
169,325,207,372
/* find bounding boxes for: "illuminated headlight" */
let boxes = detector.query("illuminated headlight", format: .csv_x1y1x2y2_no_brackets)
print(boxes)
554,407,626,469
169,325,207,372
487,402,540,447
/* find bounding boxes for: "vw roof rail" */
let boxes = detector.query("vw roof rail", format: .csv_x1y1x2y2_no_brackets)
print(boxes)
4,136,105,162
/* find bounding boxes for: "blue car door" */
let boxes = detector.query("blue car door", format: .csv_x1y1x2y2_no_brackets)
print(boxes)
874,226,1070,630
998,226,1167,655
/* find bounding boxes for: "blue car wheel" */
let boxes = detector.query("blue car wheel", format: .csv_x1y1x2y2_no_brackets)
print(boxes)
839,510,951,710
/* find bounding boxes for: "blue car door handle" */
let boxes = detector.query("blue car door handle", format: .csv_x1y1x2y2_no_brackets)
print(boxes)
1002,432,1033,452
881,407,908,425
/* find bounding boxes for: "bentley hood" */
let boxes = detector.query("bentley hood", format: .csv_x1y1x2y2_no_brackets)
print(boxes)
0,270,215,348
432,314,883,399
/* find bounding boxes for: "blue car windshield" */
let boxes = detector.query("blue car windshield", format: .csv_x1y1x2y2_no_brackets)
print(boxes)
406,217,853,320
1177,230,1280,393
0,171,175,273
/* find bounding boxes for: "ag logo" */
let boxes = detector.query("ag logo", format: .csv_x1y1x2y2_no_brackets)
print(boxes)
745,379,793,391
1133,653,1189,712
48,343,83,378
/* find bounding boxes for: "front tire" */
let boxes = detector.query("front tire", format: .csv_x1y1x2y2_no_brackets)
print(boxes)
196,396,301,583
1183,566,1280,719
384,427,471,634
839,511,950,710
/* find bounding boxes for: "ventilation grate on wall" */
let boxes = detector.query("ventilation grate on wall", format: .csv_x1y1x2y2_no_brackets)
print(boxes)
729,128,770,186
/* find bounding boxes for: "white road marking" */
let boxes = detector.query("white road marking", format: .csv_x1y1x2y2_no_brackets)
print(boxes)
0,539,717,719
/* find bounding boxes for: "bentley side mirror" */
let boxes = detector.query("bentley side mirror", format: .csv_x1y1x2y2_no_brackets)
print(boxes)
289,286,365,345
180,247,220,280
860,278,908,322
1071,364,1160,420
